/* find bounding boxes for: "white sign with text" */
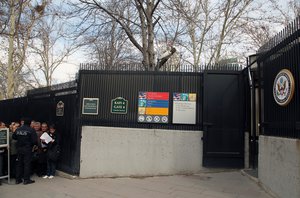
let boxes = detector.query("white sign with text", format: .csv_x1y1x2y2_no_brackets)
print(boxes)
172,93,196,124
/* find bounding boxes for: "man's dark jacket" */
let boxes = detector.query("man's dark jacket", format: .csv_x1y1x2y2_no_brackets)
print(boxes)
12,125,37,154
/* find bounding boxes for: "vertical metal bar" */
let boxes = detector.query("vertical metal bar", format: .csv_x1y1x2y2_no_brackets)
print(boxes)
7,129,10,184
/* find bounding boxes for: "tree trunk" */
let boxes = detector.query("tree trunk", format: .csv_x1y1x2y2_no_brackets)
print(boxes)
147,0,155,70
215,0,230,64
7,0,15,99
136,1,149,69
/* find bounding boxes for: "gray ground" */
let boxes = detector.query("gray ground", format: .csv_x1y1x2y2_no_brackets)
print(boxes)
0,171,273,198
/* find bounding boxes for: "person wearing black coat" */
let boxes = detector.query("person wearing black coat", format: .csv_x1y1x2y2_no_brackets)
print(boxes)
12,118,37,185
42,124,60,179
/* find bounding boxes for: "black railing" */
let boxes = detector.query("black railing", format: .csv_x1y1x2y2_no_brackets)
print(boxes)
257,16,300,139
27,81,77,96
78,69,203,131
258,16,300,54
79,63,244,72
0,61,249,174
0,87,81,175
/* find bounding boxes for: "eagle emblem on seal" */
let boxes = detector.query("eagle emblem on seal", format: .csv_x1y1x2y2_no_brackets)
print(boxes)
276,77,287,97
273,69,295,106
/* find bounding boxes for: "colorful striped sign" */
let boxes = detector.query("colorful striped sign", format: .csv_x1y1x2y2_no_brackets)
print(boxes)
138,92,169,123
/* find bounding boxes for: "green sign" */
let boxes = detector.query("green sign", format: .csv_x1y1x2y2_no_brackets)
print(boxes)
0,129,8,145
111,97,128,114
82,98,99,115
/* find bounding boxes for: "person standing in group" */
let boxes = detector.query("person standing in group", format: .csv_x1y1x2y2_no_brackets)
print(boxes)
42,124,60,179
12,118,37,185
32,122,44,177
9,122,19,178
30,120,36,129
39,122,49,176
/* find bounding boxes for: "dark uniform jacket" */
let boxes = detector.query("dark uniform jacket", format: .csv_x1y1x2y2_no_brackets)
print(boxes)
12,125,37,154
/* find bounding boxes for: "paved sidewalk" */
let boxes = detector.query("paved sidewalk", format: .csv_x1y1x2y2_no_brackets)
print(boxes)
0,171,272,198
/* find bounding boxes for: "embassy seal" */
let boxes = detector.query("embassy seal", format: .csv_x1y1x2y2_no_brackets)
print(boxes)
273,69,295,106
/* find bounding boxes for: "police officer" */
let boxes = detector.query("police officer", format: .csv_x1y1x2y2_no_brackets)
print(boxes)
13,118,37,185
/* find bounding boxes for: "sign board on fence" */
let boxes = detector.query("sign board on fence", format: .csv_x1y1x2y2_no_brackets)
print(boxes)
56,101,64,116
172,93,197,124
138,92,169,124
0,128,10,183
82,98,99,115
111,97,128,114
0,128,8,146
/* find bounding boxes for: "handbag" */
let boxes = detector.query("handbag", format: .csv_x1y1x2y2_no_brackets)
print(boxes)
47,144,60,161
32,145,39,161
32,151,39,161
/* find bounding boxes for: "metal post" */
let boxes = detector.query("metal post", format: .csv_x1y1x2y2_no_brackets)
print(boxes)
0,128,10,184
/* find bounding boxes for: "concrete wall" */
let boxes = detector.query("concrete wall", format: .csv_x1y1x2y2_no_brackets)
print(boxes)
258,135,300,198
80,126,203,178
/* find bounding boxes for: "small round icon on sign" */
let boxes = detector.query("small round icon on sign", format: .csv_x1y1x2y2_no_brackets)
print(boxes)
154,116,160,122
146,116,152,122
138,115,145,122
162,116,168,123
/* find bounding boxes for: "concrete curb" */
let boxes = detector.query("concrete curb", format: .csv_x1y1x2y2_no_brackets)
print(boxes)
241,169,279,198
241,169,259,183
56,168,239,180
56,170,78,180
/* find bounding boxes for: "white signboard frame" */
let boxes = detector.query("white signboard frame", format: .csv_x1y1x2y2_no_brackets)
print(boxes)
0,128,10,184
172,93,196,124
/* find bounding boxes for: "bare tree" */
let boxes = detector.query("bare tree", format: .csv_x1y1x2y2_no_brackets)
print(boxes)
86,16,140,67
208,0,252,64
167,0,254,67
0,0,9,34
5,0,47,98
169,0,218,67
268,0,300,26
27,6,82,87
0,1,9,99
237,0,300,55
77,0,177,70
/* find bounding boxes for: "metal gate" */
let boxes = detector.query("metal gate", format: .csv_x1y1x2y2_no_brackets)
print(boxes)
202,71,245,168
0,82,81,175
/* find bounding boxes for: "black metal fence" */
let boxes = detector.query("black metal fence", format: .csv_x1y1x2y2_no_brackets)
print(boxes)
79,70,203,130
79,63,244,72
257,16,300,139
0,83,80,175
0,62,246,175
78,64,244,131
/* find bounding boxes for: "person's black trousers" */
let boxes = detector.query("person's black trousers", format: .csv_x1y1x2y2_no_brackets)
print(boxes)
16,152,32,181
